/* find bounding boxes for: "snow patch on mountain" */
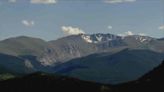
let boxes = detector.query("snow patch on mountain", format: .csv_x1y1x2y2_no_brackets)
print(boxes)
95,35,103,42
134,36,152,43
81,34,121,43
81,33,154,44
81,35,93,43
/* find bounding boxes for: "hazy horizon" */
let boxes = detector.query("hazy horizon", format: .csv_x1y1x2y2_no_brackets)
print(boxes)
0,32,163,42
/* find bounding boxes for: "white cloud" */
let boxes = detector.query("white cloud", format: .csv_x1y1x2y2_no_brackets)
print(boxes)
138,33,146,36
22,20,35,27
158,25,164,30
118,31,134,36
8,0,16,3
61,26,85,35
108,25,113,29
30,0,57,4
125,31,134,35
118,32,148,37
104,0,136,4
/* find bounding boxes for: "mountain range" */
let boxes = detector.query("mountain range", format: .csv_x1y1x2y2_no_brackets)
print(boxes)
0,33,164,84
0,60,163,92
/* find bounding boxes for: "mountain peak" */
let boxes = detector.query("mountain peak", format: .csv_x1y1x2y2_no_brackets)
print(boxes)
2,36,45,43
79,33,154,44
126,35,153,43
80,33,122,43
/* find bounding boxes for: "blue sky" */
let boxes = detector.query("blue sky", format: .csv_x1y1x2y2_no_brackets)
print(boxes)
0,0,164,41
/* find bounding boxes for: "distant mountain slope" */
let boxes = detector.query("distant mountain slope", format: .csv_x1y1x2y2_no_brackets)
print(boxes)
0,53,35,74
149,38,164,52
0,66,12,74
0,61,164,92
39,34,164,66
115,60,164,92
0,34,164,84
158,38,164,41
0,34,163,67
54,49,164,84
41,35,97,65
0,36,47,56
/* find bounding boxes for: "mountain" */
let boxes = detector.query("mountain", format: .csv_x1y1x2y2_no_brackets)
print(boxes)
0,36,47,56
0,36,51,73
0,72,109,92
0,33,164,84
158,38,164,41
0,34,163,67
0,65,12,74
39,33,161,66
0,53,35,74
115,60,164,92
0,66,15,80
41,35,97,66
38,33,127,66
53,49,164,84
81,33,123,44
0,60,164,92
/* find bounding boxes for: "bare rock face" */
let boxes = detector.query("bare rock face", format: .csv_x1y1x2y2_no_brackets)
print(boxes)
39,35,98,66
38,33,161,66
38,33,126,66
